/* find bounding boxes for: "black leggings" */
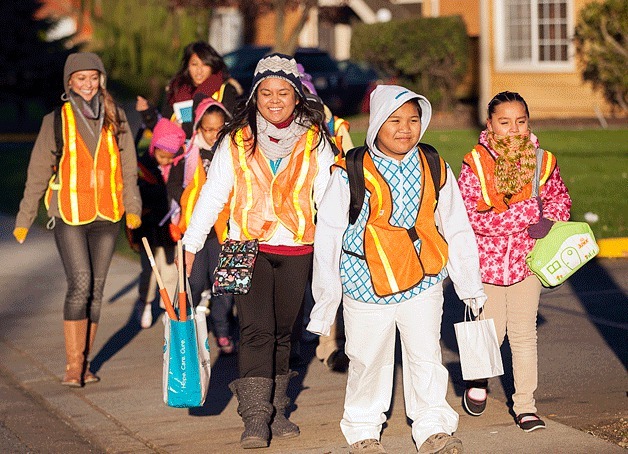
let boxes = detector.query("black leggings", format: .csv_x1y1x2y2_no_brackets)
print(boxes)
54,220,120,322
235,251,312,379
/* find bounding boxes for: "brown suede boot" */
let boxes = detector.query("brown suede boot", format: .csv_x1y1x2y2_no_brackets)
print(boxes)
83,322,100,384
62,320,88,387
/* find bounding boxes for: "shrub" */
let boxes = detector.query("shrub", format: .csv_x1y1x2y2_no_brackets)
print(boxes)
574,0,628,114
351,15,469,110
90,0,210,103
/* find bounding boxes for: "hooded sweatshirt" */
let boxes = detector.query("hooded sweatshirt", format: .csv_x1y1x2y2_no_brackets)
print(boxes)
15,52,141,229
307,85,486,336
182,96,232,188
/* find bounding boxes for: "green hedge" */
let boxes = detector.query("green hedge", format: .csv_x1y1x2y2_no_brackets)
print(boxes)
351,15,469,110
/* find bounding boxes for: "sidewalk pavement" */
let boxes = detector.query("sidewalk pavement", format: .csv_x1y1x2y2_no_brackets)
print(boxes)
0,214,624,454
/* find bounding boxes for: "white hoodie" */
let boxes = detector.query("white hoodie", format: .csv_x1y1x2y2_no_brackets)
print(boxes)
307,85,486,336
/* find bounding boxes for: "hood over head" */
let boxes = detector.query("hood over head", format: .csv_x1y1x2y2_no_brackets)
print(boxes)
366,85,432,158
192,93,231,131
297,63,317,95
149,118,186,156
63,52,106,96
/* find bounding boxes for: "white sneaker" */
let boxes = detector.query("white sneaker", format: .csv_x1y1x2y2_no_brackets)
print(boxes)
140,303,153,329
198,290,211,316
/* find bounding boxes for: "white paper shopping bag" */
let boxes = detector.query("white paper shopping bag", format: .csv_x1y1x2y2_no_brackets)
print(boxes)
454,307,504,381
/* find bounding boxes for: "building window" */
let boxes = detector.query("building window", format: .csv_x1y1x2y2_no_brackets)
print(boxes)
495,0,574,71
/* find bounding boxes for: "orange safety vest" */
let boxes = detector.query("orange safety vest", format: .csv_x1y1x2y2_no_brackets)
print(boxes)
463,144,556,213
178,155,230,243
229,125,319,243
331,117,349,158
335,147,449,297
45,102,124,225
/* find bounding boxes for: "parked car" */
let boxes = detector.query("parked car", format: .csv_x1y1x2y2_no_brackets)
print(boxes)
337,59,391,114
223,46,381,116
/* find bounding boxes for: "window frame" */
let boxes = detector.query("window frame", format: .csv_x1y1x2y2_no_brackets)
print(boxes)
494,0,575,72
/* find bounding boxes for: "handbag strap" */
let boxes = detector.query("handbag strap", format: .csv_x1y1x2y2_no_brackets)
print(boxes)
464,301,485,322
532,148,544,198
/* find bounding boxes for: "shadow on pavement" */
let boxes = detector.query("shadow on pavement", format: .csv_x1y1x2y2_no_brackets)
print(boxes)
188,316,319,418
90,301,151,373
189,350,239,416
565,258,628,368
107,277,139,304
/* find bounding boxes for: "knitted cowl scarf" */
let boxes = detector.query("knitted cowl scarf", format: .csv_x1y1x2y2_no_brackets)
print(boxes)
479,129,538,196
255,111,309,161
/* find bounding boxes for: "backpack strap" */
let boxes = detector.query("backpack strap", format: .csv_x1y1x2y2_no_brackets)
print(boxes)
345,145,368,225
52,106,63,174
346,143,442,225
418,142,443,202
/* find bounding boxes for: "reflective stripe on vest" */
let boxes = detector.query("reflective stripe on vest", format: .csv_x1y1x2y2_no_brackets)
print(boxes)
178,156,230,242
230,126,319,243
332,117,349,158
212,82,228,103
179,157,205,232
45,102,123,225
464,145,556,214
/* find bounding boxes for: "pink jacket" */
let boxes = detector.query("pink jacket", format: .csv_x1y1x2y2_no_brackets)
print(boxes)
457,152,571,286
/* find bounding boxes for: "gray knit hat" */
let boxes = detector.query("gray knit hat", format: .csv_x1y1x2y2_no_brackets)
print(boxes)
63,52,107,89
249,52,305,100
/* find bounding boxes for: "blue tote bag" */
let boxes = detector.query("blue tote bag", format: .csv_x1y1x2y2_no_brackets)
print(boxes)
162,281,211,408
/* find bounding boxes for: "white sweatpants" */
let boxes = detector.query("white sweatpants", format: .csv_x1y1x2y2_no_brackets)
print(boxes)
340,282,459,448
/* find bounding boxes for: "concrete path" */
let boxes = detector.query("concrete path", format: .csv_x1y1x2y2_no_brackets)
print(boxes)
0,214,625,453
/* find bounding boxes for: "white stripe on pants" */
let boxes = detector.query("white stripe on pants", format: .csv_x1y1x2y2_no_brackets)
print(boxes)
340,283,459,448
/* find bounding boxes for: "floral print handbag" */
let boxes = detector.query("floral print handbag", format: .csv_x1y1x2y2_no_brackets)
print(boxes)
212,239,259,295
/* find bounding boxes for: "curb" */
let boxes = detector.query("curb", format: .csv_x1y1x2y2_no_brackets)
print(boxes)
597,237,628,258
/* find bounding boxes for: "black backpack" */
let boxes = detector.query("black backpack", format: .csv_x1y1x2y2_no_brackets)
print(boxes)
345,143,443,225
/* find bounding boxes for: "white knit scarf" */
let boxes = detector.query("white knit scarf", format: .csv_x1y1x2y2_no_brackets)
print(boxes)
255,112,308,161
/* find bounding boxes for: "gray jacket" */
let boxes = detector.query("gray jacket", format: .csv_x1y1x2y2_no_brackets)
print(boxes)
15,105,141,229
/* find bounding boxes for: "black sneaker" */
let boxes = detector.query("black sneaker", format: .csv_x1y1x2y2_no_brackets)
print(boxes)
463,388,487,416
324,349,350,373
516,413,546,432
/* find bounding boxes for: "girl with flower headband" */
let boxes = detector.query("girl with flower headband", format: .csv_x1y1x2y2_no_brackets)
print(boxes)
457,91,572,432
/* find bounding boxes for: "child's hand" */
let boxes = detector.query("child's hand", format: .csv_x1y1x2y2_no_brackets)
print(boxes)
169,223,182,242
464,296,487,317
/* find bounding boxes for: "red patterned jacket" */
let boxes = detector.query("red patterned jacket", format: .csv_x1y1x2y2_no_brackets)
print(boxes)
457,149,571,286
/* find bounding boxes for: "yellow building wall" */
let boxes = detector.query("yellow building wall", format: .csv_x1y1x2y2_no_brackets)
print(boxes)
488,0,616,120
438,0,480,37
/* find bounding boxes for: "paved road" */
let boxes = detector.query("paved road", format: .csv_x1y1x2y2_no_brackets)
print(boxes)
0,366,104,453
0,213,625,453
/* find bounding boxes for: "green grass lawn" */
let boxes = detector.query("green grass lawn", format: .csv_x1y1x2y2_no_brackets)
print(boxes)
2,127,626,241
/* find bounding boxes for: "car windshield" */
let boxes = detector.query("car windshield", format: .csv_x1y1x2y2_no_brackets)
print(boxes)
224,47,270,72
